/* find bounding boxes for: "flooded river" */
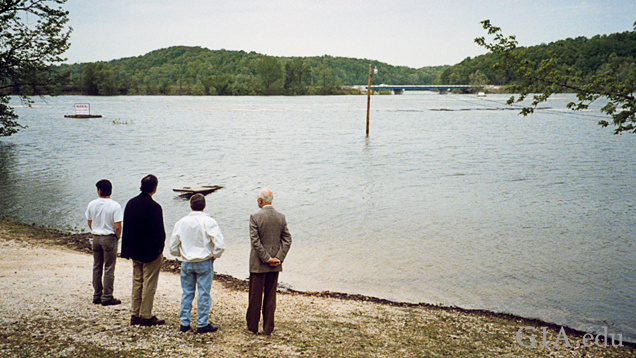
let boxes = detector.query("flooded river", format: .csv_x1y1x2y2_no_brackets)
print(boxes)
1,93,634,341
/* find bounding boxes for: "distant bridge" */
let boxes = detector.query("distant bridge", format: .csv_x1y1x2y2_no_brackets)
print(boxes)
365,84,493,95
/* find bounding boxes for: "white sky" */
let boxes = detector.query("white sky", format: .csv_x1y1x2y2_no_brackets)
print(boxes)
62,0,636,68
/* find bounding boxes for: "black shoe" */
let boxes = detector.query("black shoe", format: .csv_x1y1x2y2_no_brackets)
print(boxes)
101,298,121,306
140,316,165,326
180,325,191,332
131,316,141,326
196,324,218,334
92,297,101,304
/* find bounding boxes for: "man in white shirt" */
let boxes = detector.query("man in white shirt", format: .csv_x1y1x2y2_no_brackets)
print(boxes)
85,179,123,306
169,193,225,334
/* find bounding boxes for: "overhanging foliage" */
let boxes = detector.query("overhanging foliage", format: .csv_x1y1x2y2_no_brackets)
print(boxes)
475,20,636,134
0,0,71,137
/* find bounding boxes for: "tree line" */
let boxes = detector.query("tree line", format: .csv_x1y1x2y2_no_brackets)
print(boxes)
54,47,449,96
57,28,636,98
440,29,636,89
2,1,635,136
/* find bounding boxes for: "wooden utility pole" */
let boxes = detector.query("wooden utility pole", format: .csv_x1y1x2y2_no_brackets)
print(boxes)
366,64,372,137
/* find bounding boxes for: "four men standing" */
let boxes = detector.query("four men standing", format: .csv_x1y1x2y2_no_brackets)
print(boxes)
87,177,291,335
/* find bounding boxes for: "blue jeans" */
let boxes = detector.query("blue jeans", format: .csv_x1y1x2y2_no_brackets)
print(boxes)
179,258,214,328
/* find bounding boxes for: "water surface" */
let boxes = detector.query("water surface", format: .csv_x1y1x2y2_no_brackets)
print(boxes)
1,93,634,340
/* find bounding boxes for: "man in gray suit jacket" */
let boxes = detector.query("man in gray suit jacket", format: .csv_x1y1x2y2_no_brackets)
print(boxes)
246,188,292,335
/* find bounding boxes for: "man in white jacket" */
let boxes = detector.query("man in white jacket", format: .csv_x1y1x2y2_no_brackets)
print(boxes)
169,193,225,334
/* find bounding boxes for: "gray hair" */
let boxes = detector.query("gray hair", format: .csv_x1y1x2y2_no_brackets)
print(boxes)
257,188,273,203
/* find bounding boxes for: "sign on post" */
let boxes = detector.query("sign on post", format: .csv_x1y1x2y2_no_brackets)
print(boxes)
75,103,90,116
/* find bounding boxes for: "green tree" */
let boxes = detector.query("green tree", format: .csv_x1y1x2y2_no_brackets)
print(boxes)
230,74,256,95
191,80,205,95
200,76,214,95
313,65,339,95
82,63,100,95
82,63,118,95
256,56,283,95
159,78,170,94
469,70,489,91
144,76,158,95
0,0,71,136
204,74,233,95
469,70,488,86
284,58,310,95
476,20,636,134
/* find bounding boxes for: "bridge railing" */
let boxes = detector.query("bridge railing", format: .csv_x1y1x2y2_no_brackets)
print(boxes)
360,84,494,95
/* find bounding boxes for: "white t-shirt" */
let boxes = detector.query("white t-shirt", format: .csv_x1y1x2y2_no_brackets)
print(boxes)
85,198,123,235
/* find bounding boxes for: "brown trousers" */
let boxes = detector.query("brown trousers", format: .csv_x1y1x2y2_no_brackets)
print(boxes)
246,272,279,334
131,255,163,319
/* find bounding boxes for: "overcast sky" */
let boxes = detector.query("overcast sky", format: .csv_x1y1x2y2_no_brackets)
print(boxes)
62,0,636,68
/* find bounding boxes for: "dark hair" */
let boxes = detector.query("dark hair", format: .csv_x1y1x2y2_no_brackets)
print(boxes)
96,179,112,197
140,174,158,194
190,193,206,211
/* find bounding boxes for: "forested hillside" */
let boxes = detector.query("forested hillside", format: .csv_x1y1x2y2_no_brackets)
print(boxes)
439,30,636,87
51,28,636,96
55,47,448,95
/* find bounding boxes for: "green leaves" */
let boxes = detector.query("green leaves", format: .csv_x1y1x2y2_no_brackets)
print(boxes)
475,20,636,134
0,97,25,137
256,56,284,95
284,58,310,95
0,0,71,137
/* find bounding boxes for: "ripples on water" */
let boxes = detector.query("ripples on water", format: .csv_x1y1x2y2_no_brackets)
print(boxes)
1,94,634,341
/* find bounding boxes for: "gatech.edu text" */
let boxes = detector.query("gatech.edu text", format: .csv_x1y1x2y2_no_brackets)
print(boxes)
516,326,623,348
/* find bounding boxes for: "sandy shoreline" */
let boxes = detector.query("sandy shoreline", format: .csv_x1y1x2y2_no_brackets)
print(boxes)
1,220,634,357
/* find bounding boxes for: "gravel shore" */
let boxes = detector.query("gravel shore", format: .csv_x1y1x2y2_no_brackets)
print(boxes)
1,220,634,357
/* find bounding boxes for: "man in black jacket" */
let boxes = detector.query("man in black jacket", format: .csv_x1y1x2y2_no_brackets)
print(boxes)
121,174,166,326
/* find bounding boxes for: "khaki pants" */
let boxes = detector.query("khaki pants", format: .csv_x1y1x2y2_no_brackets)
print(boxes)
131,255,163,319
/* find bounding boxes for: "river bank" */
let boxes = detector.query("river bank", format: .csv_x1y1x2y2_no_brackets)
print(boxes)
1,219,634,357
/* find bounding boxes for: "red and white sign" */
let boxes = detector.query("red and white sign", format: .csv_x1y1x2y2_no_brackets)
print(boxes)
75,103,90,115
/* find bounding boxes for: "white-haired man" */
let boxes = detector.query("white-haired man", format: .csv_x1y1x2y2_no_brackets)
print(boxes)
246,188,292,335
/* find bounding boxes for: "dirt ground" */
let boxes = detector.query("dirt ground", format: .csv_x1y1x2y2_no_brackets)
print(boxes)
1,220,634,357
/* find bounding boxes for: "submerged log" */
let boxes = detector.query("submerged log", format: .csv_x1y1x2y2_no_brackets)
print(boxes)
172,185,223,198
64,115,103,118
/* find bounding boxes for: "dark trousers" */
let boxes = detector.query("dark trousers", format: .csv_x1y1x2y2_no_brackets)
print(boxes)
246,272,279,334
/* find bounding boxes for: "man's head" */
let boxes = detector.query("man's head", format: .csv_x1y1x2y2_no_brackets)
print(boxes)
140,174,158,195
257,188,273,208
96,179,112,197
190,193,206,211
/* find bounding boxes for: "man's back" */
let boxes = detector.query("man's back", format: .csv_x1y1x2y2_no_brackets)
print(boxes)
249,206,292,273
121,193,165,262
246,188,292,335
170,212,225,262
86,198,122,235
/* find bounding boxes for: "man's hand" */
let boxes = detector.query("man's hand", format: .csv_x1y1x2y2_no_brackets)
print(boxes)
268,258,281,267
